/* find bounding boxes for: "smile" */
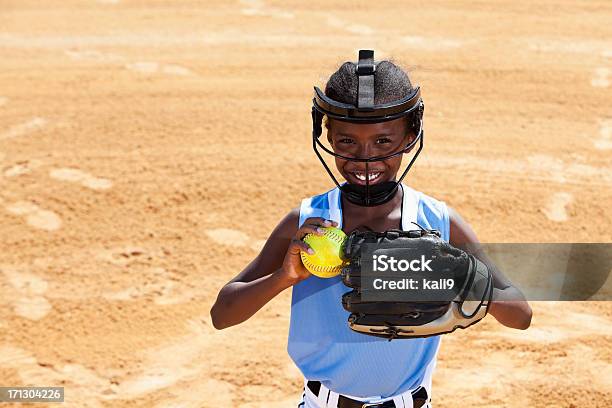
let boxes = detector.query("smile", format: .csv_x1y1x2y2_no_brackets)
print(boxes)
350,171,383,183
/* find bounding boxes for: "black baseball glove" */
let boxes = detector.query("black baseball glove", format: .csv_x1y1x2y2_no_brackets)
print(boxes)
341,228,493,340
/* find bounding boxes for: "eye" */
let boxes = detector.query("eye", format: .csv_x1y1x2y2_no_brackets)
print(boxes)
376,137,392,144
338,138,354,144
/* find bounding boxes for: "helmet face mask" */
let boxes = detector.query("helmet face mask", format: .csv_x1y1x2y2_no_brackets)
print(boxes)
311,50,425,207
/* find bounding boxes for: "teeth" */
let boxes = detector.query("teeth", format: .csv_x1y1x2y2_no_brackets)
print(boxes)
354,172,381,181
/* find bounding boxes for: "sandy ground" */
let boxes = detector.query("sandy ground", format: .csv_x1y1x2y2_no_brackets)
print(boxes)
0,0,611,407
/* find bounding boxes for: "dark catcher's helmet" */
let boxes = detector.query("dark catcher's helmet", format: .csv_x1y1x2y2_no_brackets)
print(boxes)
311,50,425,207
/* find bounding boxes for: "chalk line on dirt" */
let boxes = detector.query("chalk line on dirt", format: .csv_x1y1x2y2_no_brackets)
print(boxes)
0,118,47,141
50,168,113,190
5,201,62,231
542,192,573,222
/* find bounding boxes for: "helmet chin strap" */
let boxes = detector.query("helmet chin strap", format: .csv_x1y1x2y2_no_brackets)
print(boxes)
365,160,370,205
340,181,400,207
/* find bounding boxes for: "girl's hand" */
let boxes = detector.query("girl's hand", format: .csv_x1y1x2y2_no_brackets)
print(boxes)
277,217,339,286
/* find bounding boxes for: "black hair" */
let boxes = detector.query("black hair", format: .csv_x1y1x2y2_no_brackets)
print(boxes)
325,60,414,105
323,60,415,133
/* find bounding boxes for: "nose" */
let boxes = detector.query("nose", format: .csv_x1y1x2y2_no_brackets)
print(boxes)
354,142,372,160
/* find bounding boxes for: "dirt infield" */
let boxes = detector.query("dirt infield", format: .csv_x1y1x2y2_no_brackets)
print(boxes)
0,1,611,407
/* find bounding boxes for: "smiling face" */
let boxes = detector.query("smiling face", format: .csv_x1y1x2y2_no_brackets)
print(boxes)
326,117,416,186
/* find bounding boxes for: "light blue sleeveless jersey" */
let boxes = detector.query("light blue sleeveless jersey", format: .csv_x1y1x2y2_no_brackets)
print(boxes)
287,184,450,399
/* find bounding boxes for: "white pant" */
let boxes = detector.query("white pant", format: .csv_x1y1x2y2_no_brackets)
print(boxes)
296,353,437,407
296,380,432,408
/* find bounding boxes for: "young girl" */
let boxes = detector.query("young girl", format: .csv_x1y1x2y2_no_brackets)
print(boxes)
211,50,532,408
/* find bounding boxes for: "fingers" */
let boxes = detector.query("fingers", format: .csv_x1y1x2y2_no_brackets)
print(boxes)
288,238,314,255
296,218,339,239
302,217,339,228
297,224,326,239
291,217,338,250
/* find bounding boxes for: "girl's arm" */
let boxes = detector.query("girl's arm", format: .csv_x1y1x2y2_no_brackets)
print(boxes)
210,210,336,329
449,207,532,330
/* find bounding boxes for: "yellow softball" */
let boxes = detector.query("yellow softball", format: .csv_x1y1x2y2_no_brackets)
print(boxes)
300,226,348,278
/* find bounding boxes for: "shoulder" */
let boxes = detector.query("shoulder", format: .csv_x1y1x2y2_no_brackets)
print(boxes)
272,207,300,240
